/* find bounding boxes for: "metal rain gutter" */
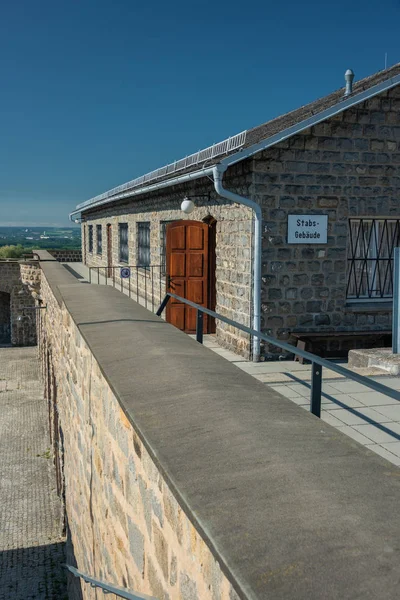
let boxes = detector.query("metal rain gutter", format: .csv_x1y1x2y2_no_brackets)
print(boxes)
212,164,261,362
70,70,400,357
69,166,215,221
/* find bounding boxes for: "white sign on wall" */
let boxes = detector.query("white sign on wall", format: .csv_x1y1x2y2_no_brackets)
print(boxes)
287,215,328,244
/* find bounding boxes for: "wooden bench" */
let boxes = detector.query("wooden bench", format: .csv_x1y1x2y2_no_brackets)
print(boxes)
292,330,392,362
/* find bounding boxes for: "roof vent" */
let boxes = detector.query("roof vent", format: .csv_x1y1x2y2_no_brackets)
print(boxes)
344,69,354,97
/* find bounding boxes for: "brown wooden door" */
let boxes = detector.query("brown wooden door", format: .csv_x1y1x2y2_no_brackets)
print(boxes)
106,224,112,277
166,221,209,333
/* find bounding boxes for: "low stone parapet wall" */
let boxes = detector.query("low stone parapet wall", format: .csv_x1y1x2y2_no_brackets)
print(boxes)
47,249,82,262
37,259,400,600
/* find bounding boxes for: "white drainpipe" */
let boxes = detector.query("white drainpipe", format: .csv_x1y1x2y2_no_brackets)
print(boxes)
213,164,261,362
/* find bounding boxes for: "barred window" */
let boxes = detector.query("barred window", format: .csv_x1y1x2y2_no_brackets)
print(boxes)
138,222,150,268
347,218,400,300
96,224,102,255
119,223,129,263
160,221,175,275
88,225,93,253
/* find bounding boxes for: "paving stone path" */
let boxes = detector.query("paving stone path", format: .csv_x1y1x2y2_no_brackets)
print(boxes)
0,347,67,600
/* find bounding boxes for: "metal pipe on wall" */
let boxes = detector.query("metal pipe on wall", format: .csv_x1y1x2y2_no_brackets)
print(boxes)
212,165,261,362
393,247,400,354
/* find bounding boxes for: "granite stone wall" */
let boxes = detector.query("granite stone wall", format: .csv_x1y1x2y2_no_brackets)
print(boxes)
78,85,400,358
256,86,400,356
82,166,253,357
0,260,40,346
38,268,243,600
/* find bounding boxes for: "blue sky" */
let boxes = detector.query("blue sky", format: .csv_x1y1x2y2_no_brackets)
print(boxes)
0,0,399,226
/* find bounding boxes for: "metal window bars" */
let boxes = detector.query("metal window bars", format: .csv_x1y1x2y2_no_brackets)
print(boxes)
347,218,400,300
137,222,150,268
119,223,129,263
88,225,93,253
97,224,102,255
76,131,247,210
89,265,165,314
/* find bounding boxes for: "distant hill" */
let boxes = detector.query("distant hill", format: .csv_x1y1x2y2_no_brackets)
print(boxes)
0,226,81,250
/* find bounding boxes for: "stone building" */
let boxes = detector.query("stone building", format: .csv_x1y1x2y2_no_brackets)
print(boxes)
71,64,400,359
0,260,40,346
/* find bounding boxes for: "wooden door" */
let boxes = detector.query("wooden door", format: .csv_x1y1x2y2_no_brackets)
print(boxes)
106,224,112,277
166,221,209,333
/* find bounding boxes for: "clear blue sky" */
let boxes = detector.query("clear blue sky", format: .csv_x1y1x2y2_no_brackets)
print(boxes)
0,0,399,226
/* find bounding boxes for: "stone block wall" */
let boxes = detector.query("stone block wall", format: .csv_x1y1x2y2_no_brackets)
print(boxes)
48,249,82,262
76,85,400,359
82,166,253,357
255,86,400,355
0,260,40,346
38,268,243,600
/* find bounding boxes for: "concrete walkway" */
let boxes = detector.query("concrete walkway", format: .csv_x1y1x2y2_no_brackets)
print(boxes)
64,262,400,467
202,337,400,467
0,347,67,600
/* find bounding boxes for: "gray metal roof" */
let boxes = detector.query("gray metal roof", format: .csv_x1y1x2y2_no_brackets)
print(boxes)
75,63,400,215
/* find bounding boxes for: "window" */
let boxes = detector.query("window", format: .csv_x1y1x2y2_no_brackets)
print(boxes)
119,223,129,263
137,222,150,268
97,224,102,255
88,225,93,253
347,218,400,300
160,221,175,274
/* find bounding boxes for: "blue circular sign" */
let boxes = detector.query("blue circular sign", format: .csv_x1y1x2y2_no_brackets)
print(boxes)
120,267,131,279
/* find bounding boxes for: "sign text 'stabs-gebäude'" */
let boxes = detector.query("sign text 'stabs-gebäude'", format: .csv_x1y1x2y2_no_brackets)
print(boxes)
287,215,328,244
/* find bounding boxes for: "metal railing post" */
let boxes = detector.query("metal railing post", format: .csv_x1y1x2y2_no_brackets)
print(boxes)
310,362,322,417
156,294,171,316
196,310,204,344
89,268,92,284
393,247,400,354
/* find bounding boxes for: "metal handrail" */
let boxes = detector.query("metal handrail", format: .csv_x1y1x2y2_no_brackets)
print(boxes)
157,292,400,417
88,264,165,313
64,564,156,599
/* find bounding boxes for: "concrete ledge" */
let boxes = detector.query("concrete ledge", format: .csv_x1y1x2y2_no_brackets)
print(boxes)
53,281,400,600
349,347,400,375
39,261,80,306
33,250,58,262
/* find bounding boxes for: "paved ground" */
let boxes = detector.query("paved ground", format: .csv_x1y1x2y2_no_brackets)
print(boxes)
202,337,400,467
65,261,400,467
0,347,67,600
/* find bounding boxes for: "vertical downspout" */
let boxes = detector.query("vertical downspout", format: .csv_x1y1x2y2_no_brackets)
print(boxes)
213,164,261,362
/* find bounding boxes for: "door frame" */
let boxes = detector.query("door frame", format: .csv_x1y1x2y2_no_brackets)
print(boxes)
166,219,216,334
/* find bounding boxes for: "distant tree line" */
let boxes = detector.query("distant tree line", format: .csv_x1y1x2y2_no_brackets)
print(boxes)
0,245,25,258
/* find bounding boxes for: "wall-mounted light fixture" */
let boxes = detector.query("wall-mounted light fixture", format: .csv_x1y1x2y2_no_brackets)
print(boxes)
181,193,211,214
17,305,47,321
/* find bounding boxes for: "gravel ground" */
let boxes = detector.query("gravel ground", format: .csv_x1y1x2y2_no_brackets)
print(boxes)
0,347,67,600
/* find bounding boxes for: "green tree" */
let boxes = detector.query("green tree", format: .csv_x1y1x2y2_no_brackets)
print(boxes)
0,245,25,259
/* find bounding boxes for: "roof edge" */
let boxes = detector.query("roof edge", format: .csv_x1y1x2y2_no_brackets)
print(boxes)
72,72,400,218
70,166,215,219
220,73,400,169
